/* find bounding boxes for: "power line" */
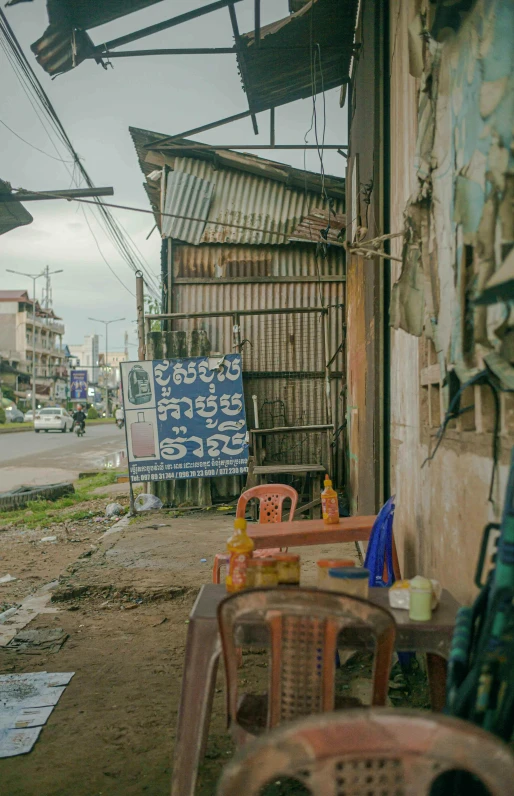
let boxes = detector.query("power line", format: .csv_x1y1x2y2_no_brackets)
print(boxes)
0,9,160,299
0,118,75,163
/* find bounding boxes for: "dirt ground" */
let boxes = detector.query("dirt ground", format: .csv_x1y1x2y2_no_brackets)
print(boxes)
0,494,429,796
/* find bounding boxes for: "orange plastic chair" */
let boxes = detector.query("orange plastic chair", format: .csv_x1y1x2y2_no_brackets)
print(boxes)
235,484,298,524
217,708,514,796
217,587,396,746
212,484,299,583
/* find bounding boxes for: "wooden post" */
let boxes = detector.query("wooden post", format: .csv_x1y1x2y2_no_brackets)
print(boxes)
136,271,146,362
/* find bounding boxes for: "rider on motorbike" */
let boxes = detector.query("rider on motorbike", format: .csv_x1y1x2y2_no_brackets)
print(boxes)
72,405,86,434
115,405,124,429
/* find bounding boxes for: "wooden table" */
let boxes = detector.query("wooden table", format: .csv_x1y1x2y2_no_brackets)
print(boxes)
247,515,377,550
170,584,460,796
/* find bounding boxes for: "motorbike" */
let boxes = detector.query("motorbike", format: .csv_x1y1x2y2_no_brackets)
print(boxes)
73,421,85,438
116,418,125,430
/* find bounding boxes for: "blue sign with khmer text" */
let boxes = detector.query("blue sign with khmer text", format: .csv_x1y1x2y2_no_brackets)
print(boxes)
120,354,248,483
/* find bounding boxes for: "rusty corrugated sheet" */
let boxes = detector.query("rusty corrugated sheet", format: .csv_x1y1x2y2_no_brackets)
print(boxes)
30,0,165,75
161,170,214,244
289,209,346,245
163,156,343,245
237,0,359,113
173,243,344,278
171,281,344,373
129,127,346,212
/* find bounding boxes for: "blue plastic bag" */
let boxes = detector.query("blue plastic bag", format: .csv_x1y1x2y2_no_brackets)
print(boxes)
364,495,396,587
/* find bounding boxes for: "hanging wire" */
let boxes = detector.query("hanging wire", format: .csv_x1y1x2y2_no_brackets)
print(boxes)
0,9,160,299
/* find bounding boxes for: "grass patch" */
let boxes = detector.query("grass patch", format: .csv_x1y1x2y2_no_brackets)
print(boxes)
0,422,32,433
0,471,119,529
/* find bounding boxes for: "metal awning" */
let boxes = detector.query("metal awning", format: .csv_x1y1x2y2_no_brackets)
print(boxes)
0,179,32,236
236,0,359,113
29,0,164,75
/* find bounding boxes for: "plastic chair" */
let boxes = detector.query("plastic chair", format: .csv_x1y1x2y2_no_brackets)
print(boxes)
217,587,396,746
212,485,299,583
217,708,514,796
235,484,298,524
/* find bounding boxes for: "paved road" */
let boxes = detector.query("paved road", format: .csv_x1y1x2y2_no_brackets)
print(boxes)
0,424,127,491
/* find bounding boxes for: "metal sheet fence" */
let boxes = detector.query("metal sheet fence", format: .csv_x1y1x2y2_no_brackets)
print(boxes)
147,303,345,485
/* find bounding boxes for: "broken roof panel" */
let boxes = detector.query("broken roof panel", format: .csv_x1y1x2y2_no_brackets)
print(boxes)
237,0,359,113
0,180,33,236
129,126,345,246
30,0,165,75
289,209,346,244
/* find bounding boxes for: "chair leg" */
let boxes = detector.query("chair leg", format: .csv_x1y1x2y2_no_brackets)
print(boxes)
427,653,447,712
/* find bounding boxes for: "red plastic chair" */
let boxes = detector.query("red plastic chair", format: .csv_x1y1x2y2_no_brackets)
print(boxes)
236,484,298,524
213,485,299,583
218,588,396,747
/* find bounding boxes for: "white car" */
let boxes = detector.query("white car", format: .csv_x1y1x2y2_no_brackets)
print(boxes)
34,407,74,433
24,410,34,422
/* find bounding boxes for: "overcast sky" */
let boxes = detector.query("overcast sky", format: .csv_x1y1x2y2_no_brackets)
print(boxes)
1,0,347,353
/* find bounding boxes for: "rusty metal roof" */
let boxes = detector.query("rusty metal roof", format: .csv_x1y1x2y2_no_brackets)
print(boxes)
130,125,345,204
288,209,346,245
0,179,33,236
237,0,359,113
30,0,164,75
130,126,345,246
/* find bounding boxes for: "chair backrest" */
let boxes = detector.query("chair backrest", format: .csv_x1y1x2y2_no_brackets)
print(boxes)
218,588,396,730
236,484,298,524
217,708,514,796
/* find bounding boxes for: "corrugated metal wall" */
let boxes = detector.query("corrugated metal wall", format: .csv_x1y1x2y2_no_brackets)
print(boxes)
168,156,345,245
173,243,344,277
158,152,346,489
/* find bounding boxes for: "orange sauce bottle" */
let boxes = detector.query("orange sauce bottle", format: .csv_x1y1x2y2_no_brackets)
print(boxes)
225,517,254,592
321,474,339,525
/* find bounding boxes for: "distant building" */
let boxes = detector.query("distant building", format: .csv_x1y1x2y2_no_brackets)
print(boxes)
0,289,67,404
67,334,100,384
106,350,127,389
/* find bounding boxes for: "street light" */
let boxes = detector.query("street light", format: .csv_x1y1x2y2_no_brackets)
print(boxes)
88,317,125,417
6,267,63,426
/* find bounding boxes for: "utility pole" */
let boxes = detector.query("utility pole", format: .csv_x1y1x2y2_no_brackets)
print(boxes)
88,316,125,417
124,330,129,361
42,265,53,311
6,267,63,424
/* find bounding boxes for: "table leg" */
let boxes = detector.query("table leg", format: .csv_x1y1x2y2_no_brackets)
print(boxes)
426,653,447,712
171,618,221,796
312,474,322,519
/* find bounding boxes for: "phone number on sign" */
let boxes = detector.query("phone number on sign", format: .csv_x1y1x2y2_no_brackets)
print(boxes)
130,464,248,482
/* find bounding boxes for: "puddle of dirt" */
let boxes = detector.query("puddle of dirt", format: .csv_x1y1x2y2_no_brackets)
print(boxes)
98,450,127,469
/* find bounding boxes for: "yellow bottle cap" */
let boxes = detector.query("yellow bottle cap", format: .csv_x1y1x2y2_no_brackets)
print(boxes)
234,517,247,531
324,474,332,486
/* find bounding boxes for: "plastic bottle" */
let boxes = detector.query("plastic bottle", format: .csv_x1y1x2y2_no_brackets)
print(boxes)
321,474,339,525
225,517,255,592
409,576,432,621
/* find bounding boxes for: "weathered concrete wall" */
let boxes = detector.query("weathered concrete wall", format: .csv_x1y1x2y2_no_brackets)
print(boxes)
389,0,514,604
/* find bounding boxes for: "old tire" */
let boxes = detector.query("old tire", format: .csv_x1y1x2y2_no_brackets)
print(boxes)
0,482,75,511
35,429,40,433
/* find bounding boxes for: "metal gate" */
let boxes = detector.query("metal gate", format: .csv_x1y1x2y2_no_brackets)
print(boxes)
145,303,345,486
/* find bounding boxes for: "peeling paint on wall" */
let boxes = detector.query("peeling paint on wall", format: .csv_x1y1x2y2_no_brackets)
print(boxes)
391,0,514,385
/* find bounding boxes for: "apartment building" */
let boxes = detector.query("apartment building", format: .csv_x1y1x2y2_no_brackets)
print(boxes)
0,289,67,403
